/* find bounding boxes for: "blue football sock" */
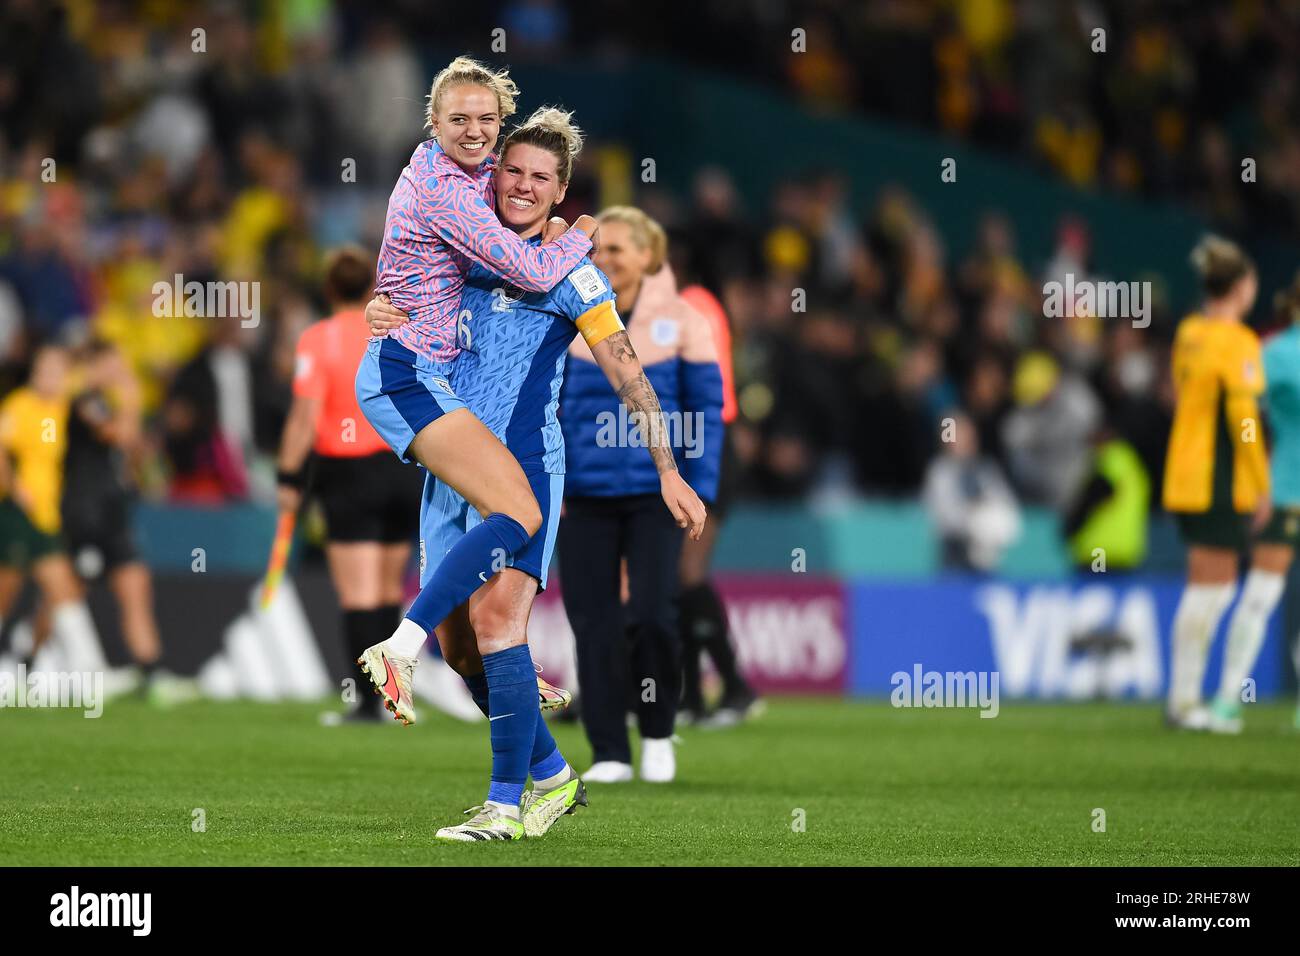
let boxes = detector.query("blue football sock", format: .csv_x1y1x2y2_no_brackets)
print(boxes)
405,513,530,634
530,713,567,783
466,670,566,780
463,672,490,718
482,646,537,807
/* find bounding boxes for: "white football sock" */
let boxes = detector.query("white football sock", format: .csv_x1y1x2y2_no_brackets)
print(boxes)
1168,582,1235,716
533,763,574,791
53,601,108,672
484,799,520,820
385,617,428,658
1216,570,1285,705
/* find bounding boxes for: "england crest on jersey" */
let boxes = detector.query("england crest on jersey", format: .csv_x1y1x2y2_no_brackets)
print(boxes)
491,285,524,312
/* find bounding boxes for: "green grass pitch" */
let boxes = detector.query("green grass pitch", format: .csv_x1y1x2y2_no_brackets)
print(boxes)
3,697,1298,866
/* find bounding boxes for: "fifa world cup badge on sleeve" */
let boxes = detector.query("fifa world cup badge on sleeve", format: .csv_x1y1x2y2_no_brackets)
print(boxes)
567,264,607,303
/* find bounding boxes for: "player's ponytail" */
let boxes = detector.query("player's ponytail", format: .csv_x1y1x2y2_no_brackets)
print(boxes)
597,206,668,275
500,107,584,183
1190,234,1254,299
426,56,519,131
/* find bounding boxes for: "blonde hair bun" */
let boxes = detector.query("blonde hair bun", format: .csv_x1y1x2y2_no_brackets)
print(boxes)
500,106,584,182
1190,234,1254,298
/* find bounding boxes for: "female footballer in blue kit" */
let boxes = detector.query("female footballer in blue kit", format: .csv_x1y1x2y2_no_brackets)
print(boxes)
353,57,603,730
365,107,706,841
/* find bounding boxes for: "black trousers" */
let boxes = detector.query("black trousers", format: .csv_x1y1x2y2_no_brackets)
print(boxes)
558,494,684,764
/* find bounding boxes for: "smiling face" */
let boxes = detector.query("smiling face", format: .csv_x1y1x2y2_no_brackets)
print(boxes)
592,220,653,297
30,346,70,399
495,143,567,235
430,84,501,172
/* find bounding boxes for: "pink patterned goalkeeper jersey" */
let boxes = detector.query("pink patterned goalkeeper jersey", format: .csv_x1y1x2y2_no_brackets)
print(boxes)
374,140,592,362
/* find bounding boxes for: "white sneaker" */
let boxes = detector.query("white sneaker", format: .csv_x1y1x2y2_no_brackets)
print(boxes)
640,737,676,783
1206,698,1243,735
145,670,202,708
102,666,143,700
1166,705,1212,731
583,761,633,783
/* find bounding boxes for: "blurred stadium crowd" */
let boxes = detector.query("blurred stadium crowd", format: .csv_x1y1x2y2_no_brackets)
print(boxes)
0,0,1295,544
713,0,1300,235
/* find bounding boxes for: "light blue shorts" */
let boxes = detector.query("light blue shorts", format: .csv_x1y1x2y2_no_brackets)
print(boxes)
420,468,565,591
355,337,466,462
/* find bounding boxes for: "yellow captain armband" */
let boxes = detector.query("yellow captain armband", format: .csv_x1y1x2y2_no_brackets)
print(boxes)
575,300,624,348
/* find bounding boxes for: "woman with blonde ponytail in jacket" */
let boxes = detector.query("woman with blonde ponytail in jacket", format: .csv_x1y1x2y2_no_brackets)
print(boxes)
557,206,725,783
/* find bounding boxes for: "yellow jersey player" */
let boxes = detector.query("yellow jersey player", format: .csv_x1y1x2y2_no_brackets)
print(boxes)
0,345,107,674
1162,236,1269,729
1205,272,1300,733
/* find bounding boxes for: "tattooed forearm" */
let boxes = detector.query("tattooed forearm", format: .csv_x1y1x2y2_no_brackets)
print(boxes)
617,370,678,474
596,331,677,473
605,331,637,366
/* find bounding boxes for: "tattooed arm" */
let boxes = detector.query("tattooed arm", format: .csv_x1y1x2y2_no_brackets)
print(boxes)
597,332,677,475
590,330,707,538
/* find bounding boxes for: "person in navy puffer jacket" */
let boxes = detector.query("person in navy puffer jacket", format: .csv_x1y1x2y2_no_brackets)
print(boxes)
558,206,723,784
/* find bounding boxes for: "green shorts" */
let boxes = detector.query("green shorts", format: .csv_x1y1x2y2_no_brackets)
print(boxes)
0,498,62,568
1258,505,1300,547
1174,507,1250,551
